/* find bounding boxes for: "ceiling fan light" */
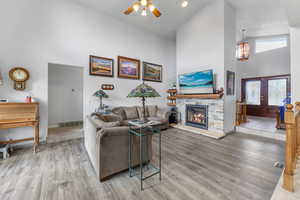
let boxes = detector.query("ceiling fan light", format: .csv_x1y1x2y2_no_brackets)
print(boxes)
149,4,155,12
141,0,147,6
133,2,140,12
181,0,188,8
141,8,147,16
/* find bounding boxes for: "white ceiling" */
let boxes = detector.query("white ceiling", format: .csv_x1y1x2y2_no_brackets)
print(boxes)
73,0,290,39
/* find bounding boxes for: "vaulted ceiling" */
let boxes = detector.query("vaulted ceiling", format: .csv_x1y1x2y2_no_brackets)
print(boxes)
73,0,291,39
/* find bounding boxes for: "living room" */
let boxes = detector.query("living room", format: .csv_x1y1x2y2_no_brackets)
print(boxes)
1,0,300,199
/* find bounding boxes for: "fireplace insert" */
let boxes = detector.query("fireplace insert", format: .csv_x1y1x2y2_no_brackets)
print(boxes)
186,104,208,129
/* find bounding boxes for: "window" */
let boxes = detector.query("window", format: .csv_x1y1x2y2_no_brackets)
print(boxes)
268,79,287,106
255,36,288,53
246,81,261,105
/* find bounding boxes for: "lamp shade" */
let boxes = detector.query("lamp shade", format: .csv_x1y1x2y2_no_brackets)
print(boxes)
93,89,108,98
127,83,160,98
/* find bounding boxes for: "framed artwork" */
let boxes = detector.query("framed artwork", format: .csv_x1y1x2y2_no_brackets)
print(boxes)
90,55,114,77
118,56,140,79
226,70,235,96
143,62,162,82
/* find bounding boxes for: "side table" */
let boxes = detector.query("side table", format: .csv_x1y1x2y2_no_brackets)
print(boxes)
128,120,162,191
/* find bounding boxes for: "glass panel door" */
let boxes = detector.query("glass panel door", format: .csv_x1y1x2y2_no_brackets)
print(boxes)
245,80,261,105
268,79,287,106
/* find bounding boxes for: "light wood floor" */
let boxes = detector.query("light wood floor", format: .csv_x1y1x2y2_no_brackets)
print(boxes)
0,128,284,200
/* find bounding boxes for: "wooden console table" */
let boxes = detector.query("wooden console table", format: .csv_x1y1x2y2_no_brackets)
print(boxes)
0,103,39,152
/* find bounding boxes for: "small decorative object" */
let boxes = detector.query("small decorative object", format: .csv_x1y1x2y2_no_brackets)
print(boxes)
25,96,32,103
101,84,115,90
127,81,160,122
90,55,114,77
237,29,250,61
143,62,162,82
226,71,235,96
93,89,109,112
9,67,30,90
118,56,140,80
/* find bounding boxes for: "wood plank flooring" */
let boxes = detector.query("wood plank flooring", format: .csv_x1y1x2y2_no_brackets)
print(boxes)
0,128,284,200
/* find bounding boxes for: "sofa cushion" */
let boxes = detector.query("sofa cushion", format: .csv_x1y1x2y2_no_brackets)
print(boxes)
120,120,130,126
112,107,127,120
137,106,149,118
147,105,158,117
123,107,139,120
147,117,168,124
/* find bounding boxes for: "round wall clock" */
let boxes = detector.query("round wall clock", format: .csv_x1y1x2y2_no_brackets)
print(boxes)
9,67,30,90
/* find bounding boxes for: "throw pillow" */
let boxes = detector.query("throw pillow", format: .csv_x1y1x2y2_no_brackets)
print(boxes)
123,107,139,120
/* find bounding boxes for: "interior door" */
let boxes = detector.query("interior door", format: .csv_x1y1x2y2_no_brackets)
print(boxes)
242,75,290,118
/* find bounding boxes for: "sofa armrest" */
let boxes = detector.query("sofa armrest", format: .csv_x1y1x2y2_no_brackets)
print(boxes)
157,108,171,120
97,126,130,142
87,115,120,129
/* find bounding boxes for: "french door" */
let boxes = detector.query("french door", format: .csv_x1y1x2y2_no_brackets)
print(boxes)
241,75,290,118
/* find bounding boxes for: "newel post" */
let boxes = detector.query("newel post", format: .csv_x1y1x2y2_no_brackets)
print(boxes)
295,102,300,157
283,104,295,192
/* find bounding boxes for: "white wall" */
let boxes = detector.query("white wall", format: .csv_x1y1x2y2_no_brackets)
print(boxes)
224,1,237,133
290,27,300,103
0,0,176,142
48,64,83,126
236,35,291,100
176,0,225,89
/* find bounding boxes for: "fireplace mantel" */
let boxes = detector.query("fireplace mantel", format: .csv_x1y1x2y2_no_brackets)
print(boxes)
176,93,223,99
176,88,224,99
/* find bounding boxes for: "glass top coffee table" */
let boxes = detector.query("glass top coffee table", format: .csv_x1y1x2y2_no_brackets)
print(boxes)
128,120,162,191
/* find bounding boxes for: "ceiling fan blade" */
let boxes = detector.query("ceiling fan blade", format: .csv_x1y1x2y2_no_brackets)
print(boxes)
124,6,134,15
152,8,161,17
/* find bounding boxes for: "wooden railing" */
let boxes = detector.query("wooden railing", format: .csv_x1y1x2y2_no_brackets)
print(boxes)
283,103,300,192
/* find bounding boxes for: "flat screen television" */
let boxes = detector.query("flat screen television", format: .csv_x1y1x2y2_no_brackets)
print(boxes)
179,70,214,94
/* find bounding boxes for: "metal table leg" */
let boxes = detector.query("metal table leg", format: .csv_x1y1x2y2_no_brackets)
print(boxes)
140,127,143,191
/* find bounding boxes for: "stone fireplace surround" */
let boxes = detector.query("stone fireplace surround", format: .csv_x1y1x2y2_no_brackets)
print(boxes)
175,98,225,139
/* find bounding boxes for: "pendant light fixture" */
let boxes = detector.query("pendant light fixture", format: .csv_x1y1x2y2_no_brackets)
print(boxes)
237,29,250,61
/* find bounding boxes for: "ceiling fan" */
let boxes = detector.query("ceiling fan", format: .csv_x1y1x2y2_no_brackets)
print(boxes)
124,0,162,17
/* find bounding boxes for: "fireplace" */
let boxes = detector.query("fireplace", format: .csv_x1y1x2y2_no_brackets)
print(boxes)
186,104,208,129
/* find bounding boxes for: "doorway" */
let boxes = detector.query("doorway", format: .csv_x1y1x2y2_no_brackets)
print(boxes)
47,63,84,143
241,74,290,118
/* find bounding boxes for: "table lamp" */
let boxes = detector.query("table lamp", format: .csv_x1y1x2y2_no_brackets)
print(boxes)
127,82,160,122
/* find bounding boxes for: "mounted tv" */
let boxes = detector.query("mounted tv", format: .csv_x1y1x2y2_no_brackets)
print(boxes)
179,70,214,94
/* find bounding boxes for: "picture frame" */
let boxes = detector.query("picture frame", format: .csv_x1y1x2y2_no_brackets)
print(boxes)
118,56,140,80
143,62,163,82
226,70,235,96
89,55,114,77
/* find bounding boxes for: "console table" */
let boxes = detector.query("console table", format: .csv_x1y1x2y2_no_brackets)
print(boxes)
0,103,39,152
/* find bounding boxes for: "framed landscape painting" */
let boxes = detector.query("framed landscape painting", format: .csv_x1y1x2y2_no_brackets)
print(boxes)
226,70,235,96
90,55,114,77
118,56,140,79
143,62,162,82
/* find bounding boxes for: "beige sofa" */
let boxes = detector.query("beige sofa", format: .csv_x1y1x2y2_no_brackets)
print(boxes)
85,105,170,181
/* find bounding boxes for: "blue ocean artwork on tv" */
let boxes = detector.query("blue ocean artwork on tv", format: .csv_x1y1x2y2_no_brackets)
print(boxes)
179,70,213,89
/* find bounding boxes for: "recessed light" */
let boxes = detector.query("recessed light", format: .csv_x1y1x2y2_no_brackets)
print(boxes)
182,1,188,8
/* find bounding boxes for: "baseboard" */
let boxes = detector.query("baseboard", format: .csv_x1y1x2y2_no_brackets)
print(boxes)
48,124,59,128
